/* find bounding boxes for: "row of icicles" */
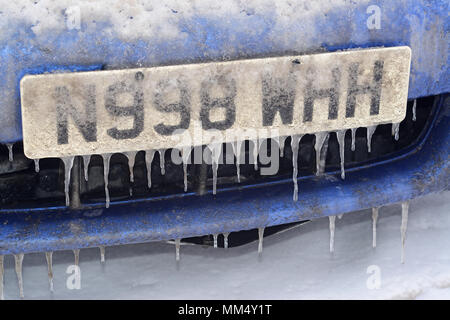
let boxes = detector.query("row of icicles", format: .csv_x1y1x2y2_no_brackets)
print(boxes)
0,201,410,299
4,117,412,208
3,100,417,208
62,118,404,206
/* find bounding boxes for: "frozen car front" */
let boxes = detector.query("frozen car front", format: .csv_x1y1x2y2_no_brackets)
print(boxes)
0,0,448,298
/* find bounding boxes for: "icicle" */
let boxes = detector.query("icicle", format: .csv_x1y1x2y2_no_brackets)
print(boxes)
14,253,24,299
392,122,400,141
372,207,379,248
232,140,242,183
209,144,221,195
82,155,91,181
101,154,112,208
279,136,287,157
401,201,409,264
175,239,181,261
99,246,105,263
336,130,346,180
320,135,329,174
145,150,155,189
73,249,80,266
158,149,166,175
350,128,357,151
6,143,13,162
124,152,137,196
291,134,303,201
61,156,75,207
124,151,137,183
0,255,4,300
181,147,192,192
34,159,40,173
212,155,218,195
412,99,417,122
314,132,329,176
212,234,218,248
329,216,336,253
337,214,344,219
183,160,188,192
45,252,54,292
366,125,377,153
252,139,259,170
223,232,230,249
258,227,265,254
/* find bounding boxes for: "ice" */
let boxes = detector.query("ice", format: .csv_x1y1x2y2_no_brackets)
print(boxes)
336,130,346,180
99,246,106,263
412,99,417,122
372,207,379,248
73,249,80,266
319,135,330,175
209,144,221,195
6,143,13,162
82,155,91,181
337,214,344,219
0,255,3,300
290,134,303,201
45,252,54,292
258,227,265,254
61,156,75,207
213,234,218,248
350,128,357,151
231,140,243,183
366,125,377,153
124,151,137,196
34,159,40,173
329,216,336,253
252,139,259,170
124,151,137,183
314,132,329,176
14,254,24,299
181,147,192,192
212,157,218,194
145,150,156,189
223,232,230,249
175,239,181,262
401,201,409,264
101,154,112,208
392,123,400,141
158,149,166,175
279,136,287,157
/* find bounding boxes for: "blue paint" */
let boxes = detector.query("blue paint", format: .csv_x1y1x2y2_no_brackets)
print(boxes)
0,95,447,255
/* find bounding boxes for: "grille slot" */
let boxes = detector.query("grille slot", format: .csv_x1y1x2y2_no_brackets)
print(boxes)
0,96,438,211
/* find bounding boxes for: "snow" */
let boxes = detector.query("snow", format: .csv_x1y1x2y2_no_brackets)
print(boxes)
0,0,356,42
1,190,449,299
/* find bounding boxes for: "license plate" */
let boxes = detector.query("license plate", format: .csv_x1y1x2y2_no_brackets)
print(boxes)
21,46,410,159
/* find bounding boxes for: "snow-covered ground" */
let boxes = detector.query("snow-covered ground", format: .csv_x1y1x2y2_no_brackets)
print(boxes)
2,191,450,300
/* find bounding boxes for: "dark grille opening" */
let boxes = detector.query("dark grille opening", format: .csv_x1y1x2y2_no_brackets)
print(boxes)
0,96,438,211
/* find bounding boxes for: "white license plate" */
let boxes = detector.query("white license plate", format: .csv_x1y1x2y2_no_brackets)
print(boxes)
21,46,410,159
